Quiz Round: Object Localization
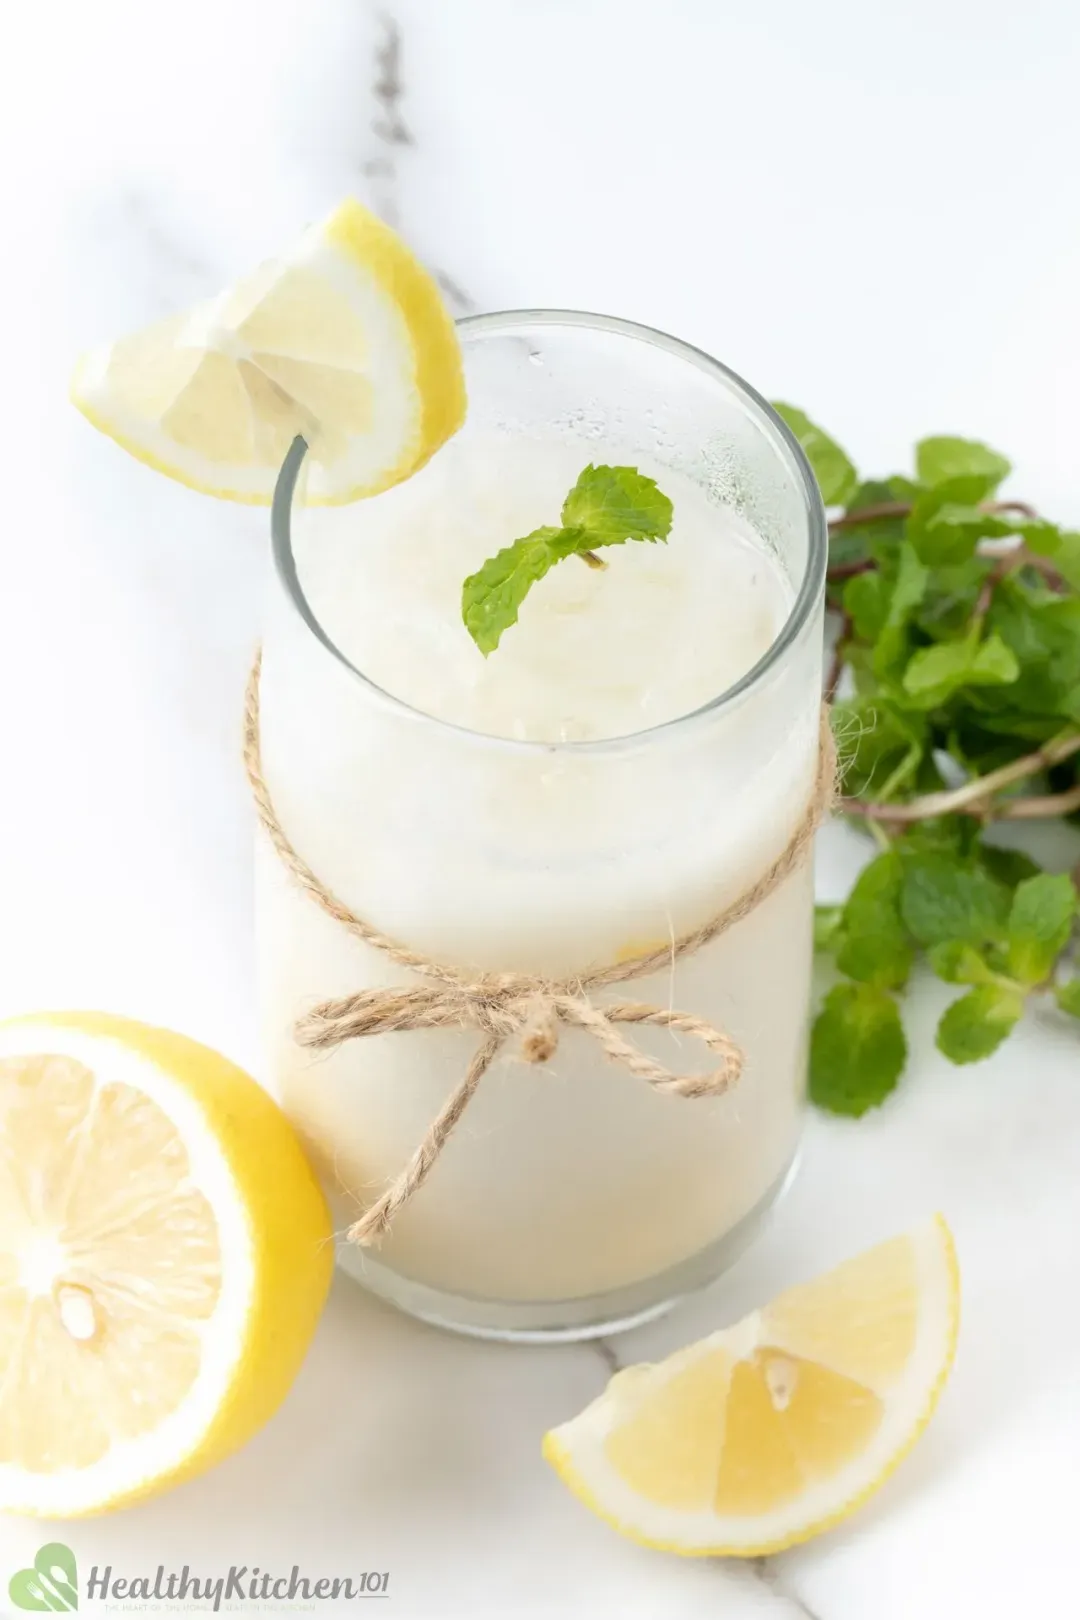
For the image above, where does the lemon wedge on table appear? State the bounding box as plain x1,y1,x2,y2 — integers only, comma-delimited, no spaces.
545,1217,959,1556
0,1012,332,1517
71,197,466,504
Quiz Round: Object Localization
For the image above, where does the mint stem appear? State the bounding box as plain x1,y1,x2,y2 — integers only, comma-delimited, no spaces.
842,731,1080,824
828,496,1039,533
579,550,608,571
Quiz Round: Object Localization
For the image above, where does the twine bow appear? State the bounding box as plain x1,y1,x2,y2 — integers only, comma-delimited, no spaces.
244,654,835,1246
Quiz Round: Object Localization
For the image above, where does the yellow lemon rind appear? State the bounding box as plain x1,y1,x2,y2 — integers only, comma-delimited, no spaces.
70,198,465,508
0,1012,334,1517
543,1215,960,1557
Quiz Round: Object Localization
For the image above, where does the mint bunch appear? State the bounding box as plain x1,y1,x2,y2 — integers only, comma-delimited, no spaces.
778,404,1080,1115
461,464,673,654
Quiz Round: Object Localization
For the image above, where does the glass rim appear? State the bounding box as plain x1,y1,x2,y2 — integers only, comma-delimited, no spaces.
270,307,828,755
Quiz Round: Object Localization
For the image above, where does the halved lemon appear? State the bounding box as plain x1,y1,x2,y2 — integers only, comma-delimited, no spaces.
71,198,465,504
0,1011,333,1516
544,1217,959,1556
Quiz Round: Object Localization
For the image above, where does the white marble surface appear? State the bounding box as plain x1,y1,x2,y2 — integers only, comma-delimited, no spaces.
3,1,1080,1614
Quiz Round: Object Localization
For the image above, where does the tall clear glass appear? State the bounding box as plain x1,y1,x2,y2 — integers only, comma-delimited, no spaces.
255,312,827,1340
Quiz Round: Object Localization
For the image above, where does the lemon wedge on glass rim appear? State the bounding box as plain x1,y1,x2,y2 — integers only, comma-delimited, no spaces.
544,1217,959,1556
71,197,466,504
0,1012,333,1517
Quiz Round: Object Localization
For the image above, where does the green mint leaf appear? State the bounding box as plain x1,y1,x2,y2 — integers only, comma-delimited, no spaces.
1054,979,1080,1019
462,526,585,654
1021,523,1080,592
560,464,673,544
843,570,892,640
462,464,675,653
829,484,907,582
977,845,1043,889
902,633,1019,709
900,852,1011,947
897,817,977,860
814,904,844,952
1005,872,1077,985
985,583,1080,722
936,984,1024,1064
908,492,1014,567
835,851,914,989
772,403,858,507
969,634,1022,683
828,531,875,587
864,525,909,569
927,941,995,985
915,560,997,646
915,436,1011,498
847,479,897,513
872,542,930,678
809,984,907,1116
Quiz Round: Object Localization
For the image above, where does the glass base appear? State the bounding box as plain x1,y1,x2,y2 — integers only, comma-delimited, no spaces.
334,1149,800,1342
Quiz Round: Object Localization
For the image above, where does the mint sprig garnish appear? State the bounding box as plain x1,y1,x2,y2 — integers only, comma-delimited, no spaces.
787,403,1080,1112
461,464,673,654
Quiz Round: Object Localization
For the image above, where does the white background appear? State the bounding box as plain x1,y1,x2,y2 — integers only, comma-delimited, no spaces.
1,2,1079,1615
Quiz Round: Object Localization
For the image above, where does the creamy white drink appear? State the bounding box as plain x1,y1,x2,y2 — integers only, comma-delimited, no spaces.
255,313,825,1336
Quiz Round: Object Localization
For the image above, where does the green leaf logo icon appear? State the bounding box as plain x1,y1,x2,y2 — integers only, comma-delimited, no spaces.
9,1542,78,1610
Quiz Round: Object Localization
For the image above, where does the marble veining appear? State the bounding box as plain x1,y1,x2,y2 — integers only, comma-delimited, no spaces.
363,9,477,315
363,13,413,231
751,1559,828,1620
